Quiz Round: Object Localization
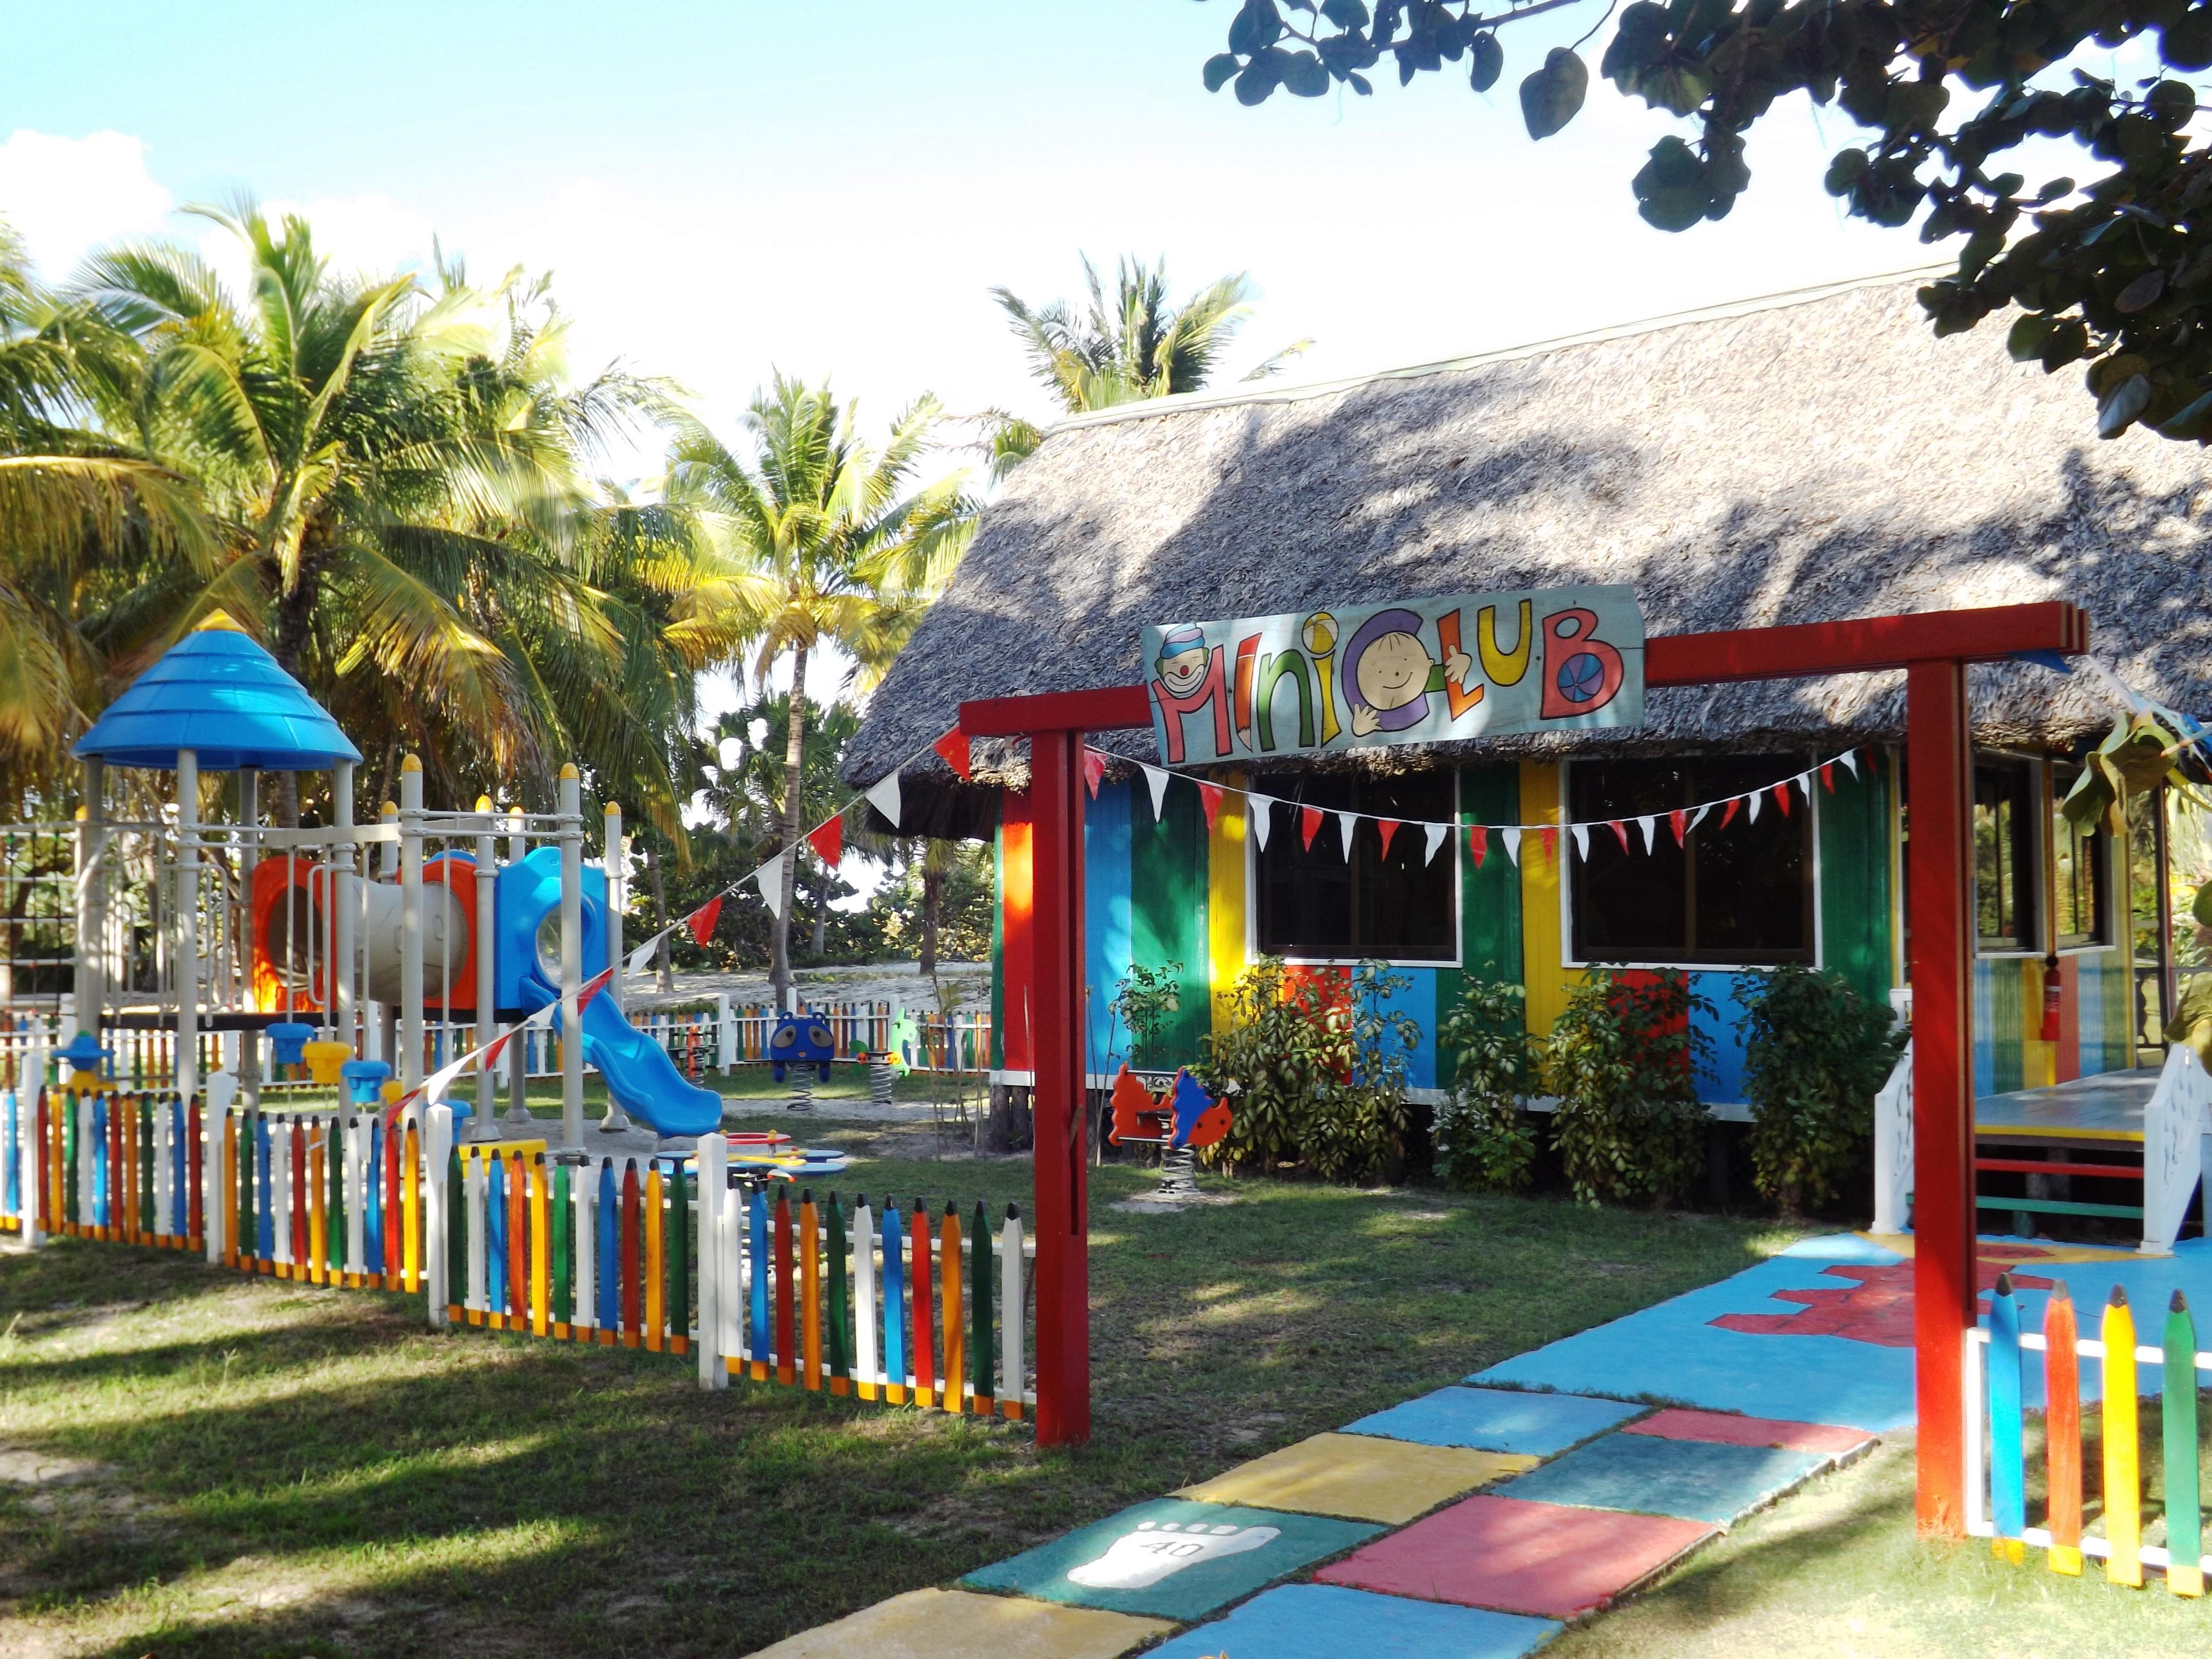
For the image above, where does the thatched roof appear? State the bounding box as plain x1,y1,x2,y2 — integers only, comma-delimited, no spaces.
844,272,2212,810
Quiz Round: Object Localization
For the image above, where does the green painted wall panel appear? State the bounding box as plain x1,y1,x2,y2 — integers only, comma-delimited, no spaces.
1436,764,1523,1091
1817,757,1892,1007
1130,779,1212,1069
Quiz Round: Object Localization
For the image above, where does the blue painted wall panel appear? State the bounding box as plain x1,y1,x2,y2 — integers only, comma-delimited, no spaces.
1690,971,1756,1105
1085,777,1135,1076
1365,966,1439,1092
1972,957,1996,1100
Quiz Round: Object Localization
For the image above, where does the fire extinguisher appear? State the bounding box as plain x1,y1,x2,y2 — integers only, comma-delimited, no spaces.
2041,954,2063,1043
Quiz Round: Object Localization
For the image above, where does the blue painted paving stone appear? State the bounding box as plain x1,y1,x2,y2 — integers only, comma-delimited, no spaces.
960,1498,1382,1622
1495,1431,1831,1526
1351,1385,1644,1457
1147,1583,1562,1659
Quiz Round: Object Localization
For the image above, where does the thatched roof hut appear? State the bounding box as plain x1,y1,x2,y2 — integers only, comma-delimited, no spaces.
844,272,2212,819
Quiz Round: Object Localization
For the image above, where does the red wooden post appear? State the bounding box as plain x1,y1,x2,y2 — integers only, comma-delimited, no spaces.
1907,657,1977,1536
1028,727,1092,1446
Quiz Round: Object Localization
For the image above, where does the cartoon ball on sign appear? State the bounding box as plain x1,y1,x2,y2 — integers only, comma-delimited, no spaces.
770,1013,835,1081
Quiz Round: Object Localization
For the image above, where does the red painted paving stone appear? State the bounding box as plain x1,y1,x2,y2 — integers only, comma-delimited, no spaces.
1315,1493,1716,1620
1621,1408,1874,1458
1708,1257,2055,1346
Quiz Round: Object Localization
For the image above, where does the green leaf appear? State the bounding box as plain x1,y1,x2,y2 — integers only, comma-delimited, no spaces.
1519,47,1588,140
1203,52,1242,93
1235,53,1282,105
2116,270,2167,312
2007,313,2055,361
2099,372,2152,436
1824,148,1869,196
1280,47,1330,97
1633,137,1712,231
1228,0,1285,58
1320,0,1370,25
1469,31,1503,93
2163,10,2212,71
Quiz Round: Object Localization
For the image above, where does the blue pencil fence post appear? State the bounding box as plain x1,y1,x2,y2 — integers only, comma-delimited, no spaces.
169,1095,188,1238
255,1112,275,1266
748,1180,770,1380
595,1158,619,1344
486,1151,509,1326
2,1086,16,1227
881,1196,906,1405
1989,1272,2026,1557
91,1093,109,1234
364,1118,385,1286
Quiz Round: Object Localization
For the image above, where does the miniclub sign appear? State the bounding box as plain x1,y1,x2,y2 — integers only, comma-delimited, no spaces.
1141,585,1645,767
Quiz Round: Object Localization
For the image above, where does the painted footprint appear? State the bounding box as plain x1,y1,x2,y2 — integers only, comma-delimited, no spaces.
1065,1520,1281,1590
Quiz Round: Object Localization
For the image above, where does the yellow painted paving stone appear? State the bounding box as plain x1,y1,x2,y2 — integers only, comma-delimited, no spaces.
746,1588,1173,1659
1176,1431,1538,1524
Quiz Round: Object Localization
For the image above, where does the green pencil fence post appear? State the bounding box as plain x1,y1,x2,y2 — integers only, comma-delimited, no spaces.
669,1161,691,1356
328,1119,345,1277
553,1160,573,1337
235,1109,252,1265
827,1192,851,1392
2165,1291,2203,1598
970,1199,992,1412
62,1098,75,1229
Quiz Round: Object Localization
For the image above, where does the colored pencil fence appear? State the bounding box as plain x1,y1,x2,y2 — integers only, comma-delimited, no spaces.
3,1082,1035,1417
1969,1273,2210,1596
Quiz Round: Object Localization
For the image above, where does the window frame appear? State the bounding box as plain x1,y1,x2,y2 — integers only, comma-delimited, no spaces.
1558,754,1823,973
2050,759,2112,953
1245,769,1463,970
1972,752,2044,958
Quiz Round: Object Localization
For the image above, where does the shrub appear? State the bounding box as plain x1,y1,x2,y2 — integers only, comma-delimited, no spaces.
1109,960,1183,1068
1194,957,1347,1172
1548,969,1711,1207
1433,973,1541,1191
1741,965,1906,1215
1305,961,1421,1185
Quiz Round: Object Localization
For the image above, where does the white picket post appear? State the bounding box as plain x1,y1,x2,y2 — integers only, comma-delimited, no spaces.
1000,1208,1024,1414
425,1104,453,1328
696,1134,726,1388
853,1198,878,1398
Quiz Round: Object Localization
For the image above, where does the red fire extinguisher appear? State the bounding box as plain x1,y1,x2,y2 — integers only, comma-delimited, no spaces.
2041,955,2063,1043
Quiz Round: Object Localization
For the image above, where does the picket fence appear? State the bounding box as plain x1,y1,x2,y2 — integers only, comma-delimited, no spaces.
1968,1272,2209,1595
0,1085,1035,1417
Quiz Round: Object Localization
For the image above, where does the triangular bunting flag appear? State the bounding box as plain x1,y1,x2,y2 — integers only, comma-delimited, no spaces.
1570,823,1590,861
1607,820,1631,854
1840,749,1860,778
932,728,972,780
1143,764,1170,820
1377,819,1401,860
1819,761,1835,794
1423,822,1447,865
1248,795,1273,852
1337,811,1358,861
864,771,902,830
1747,790,1763,825
1669,808,1687,847
481,1029,512,1073
1719,798,1740,830
1197,782,1225,832
1538,825,1558,863
1468,824,1487,868
578,965,616,1012
1501,827,1522,866
807,814,844,867
1637,815,1655,854
1301,806,1323,850
1772,782,1791,819
687,894,723,945
628,937,659,977
756,852,786,920
1688,804,1711,834
1081,746,1107,799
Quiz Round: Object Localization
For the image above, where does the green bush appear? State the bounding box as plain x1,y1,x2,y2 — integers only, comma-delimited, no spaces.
1305,961,1421,1185
1109,960,1183,1069
1741,965,1906,1215
1433,973,1540,1191
1548,969,1711,1207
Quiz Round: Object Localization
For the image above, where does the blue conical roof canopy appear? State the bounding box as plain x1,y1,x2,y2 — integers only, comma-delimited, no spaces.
73,614,364,772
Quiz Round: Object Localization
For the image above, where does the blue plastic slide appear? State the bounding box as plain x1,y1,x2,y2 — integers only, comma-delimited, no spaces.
578,992,725,1140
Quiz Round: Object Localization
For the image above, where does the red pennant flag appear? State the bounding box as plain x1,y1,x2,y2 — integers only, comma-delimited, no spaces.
1720,797,1741,830
482,1030,511,1071
1773,781,1792,818
577,965,616,1012
1469,824,1488,869
1538,825,1557,863
687,894,724,946
1820,761,1835,793
1669,808,1687,847
807,815,844,867
932,728,972,780
1376,819,1401,860
1300,806,1324,850
1608,819,1631,853
1081,746,1107,799
1197,782,1224,832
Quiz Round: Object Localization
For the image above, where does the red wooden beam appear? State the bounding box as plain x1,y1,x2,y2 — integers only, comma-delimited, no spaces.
960,685,1152,738
1646,603,2088,687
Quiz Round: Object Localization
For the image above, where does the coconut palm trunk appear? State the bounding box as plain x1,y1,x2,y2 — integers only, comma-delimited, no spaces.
772,641,808,1010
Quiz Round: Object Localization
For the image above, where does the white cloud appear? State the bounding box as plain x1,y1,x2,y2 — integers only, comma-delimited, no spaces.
0,130,172,280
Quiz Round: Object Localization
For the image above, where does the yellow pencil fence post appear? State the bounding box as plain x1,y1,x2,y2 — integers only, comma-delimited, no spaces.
2103,1289,2142,1588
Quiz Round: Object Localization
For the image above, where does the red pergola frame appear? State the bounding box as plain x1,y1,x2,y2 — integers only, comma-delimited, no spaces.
962,600,2091,1536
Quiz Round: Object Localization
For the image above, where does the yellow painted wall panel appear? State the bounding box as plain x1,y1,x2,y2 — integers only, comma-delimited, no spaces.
1208,771,1248,1033
1518,761,1581,1036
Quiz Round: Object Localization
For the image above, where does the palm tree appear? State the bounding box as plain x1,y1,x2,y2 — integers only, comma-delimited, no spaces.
982,254,1310,475
665,376,971,1008
77,202,689,818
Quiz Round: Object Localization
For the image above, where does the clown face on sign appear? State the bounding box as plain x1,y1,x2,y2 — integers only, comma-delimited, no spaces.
1154,624,1211,698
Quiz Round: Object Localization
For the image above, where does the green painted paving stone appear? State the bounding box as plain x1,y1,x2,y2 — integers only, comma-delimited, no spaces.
1351,1385,1644,1456
1495,1430,1830,1526
961,1498,1381,1622
1147,1583,1560,1658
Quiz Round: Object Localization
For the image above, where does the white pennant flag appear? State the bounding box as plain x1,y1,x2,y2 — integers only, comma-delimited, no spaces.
1569,822,1590,861
1795,772,1812,800
421,1050,473,1107
1501,827,1522,866
1840,749,1859,778
865,771,902,831
1637,815,1655,853
1143,764,1170,821
628,936,659,978
1249,794,1273,852
1688,804,1711,835
1338,811,1358,861
1748,790,1764,825
756,852,786,920
1423,822,1448,865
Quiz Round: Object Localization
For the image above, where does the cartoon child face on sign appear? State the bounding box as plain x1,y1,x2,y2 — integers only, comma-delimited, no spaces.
1154,624,1210,698
1342,608,1473,737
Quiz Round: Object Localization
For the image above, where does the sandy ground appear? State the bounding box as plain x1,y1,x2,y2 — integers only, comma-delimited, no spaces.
627,961,990,1012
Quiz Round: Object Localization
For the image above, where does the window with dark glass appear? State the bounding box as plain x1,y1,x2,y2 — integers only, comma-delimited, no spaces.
1566,756,1813,966
1253,769,1456,962
2051,762,2109,949
1974,756,2038,952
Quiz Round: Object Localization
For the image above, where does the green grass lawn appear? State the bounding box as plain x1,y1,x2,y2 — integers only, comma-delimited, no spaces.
0,1113,1798,1657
